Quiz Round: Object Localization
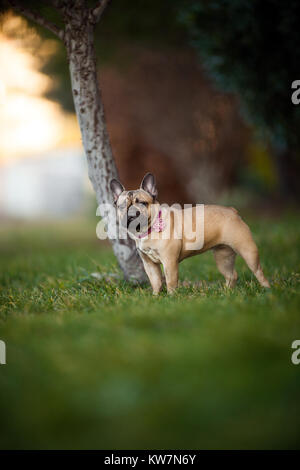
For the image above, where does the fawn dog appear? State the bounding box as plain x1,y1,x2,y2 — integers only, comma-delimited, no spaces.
110,173,270,294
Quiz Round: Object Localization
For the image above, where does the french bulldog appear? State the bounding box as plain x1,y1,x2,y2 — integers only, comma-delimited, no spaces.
110,173,270,294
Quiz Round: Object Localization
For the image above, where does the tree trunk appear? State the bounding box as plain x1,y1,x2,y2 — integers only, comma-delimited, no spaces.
64,12,147,283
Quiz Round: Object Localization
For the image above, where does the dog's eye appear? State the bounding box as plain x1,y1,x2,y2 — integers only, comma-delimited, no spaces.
140,201,148,206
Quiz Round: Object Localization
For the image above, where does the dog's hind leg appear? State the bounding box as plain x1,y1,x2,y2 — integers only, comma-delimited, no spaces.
228,219,270,288
213,245,238,287
236,244,270,288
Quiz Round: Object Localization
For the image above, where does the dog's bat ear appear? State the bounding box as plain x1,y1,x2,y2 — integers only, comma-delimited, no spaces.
110,178,125,203
140,173,158,199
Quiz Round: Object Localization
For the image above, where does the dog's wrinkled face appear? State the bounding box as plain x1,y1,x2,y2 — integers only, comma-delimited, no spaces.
110,173,158,236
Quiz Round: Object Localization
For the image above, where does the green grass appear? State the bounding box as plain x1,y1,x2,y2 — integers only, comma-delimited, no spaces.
0,213,300,449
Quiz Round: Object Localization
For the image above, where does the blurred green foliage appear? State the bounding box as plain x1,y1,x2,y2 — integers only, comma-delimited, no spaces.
180,0,300,151
246,141,278,193
0,213,300,449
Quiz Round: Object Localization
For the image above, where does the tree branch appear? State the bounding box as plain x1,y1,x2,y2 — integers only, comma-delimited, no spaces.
7,0,64,40
90,0,111,24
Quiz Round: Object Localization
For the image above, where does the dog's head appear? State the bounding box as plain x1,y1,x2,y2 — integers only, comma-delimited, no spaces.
110,173,158,236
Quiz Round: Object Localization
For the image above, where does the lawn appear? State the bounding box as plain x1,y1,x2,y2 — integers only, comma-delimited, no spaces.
0,212,299,449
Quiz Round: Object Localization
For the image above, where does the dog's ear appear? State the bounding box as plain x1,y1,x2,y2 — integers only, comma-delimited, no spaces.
140,173,158,199
110,178,125,203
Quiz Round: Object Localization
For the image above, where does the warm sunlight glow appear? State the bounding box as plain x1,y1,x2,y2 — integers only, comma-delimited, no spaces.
0,94,62,155
0,14,80,162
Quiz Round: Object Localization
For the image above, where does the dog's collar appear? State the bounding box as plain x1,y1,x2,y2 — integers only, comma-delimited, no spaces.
137,209,165,239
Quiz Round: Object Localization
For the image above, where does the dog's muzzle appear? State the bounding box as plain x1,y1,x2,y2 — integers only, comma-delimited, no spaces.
126,206,148,232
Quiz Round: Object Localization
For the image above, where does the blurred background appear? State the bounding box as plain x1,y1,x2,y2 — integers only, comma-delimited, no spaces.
1,1,300,450
1,0,299,221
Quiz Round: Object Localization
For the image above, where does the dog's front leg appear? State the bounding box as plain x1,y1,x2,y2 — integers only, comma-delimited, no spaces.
139,251,163,295
162,259,179,294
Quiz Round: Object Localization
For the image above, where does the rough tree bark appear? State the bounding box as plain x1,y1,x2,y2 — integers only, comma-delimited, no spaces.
8,0,147,283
